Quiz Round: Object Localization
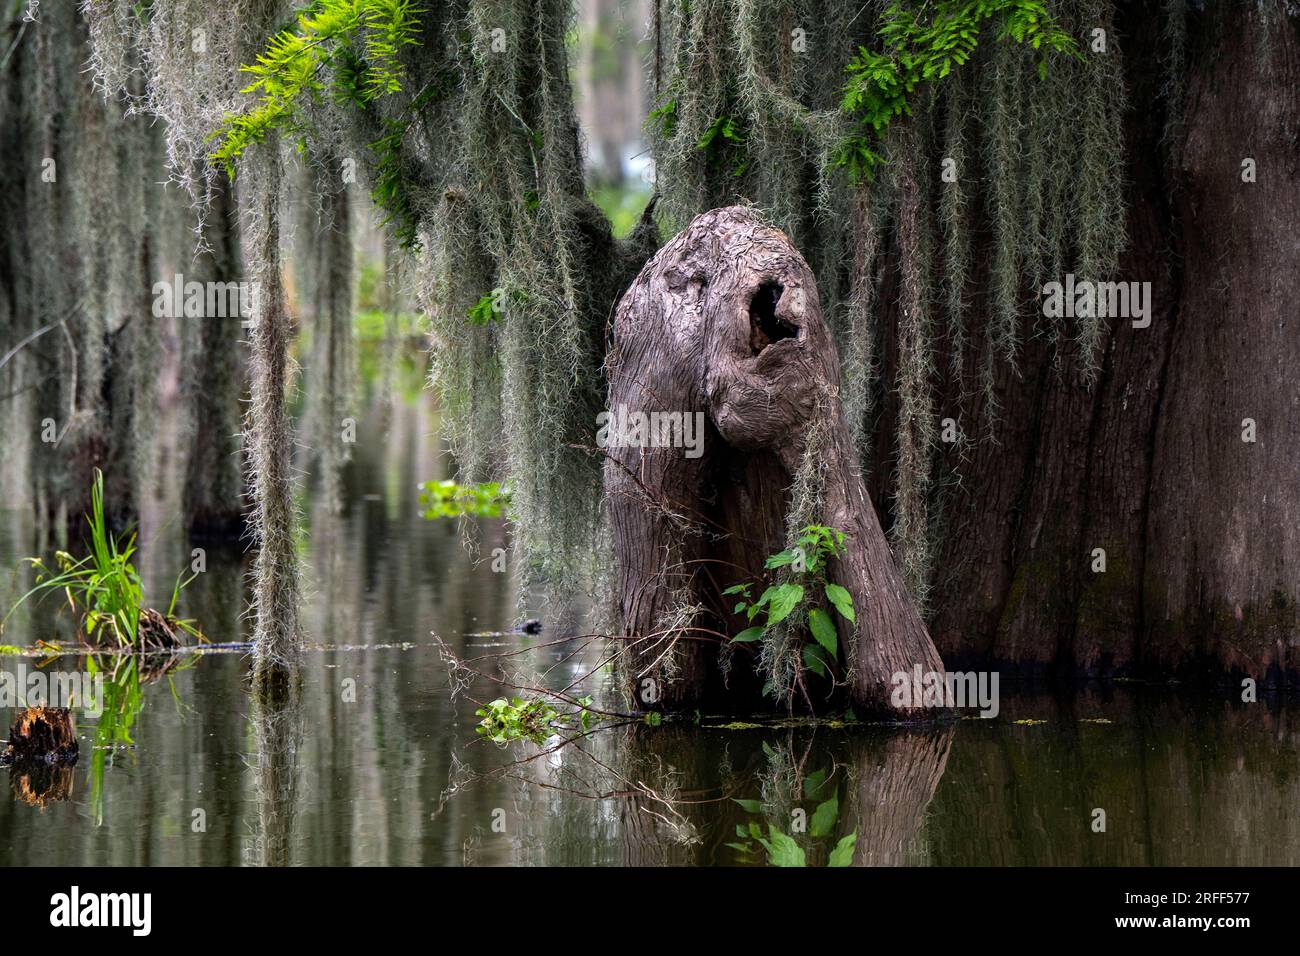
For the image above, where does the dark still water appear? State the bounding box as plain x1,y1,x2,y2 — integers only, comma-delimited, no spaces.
1,395,1298,866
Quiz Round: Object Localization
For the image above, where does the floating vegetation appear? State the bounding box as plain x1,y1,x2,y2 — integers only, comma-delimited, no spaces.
475,694,600,746
418,480,510,519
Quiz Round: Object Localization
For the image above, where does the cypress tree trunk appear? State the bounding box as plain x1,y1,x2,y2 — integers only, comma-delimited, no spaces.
913,3,1300,687
607,206,943,714
1143,5,1299,681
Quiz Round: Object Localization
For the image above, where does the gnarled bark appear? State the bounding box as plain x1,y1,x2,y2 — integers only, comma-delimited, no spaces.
606,206,943,715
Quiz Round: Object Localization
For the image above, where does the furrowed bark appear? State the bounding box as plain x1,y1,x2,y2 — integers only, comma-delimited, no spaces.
606,206,943,715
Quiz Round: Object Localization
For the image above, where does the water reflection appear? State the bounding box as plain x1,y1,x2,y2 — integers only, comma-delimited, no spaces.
248,681,304,867
1,390,1298,867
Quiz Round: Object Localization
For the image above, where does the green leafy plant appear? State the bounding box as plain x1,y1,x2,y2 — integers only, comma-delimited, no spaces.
210,0,426,247
696,114,749,178
474,694,600,746
647,97,678,138
1,471,202,649
724,525,855,683
837,0,1081,182
466,286,533,326
418,480,509,519
466,291,502,327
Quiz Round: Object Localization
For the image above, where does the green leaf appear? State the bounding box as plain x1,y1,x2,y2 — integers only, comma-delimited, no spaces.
732,627,765,643
808,607,838,656
825,583,855,623
722,583,750,596
732,798,764,813
766,583,804,626
763,549,798,570
828,831,858,867
810,795,839,837
765,828,807,867
802,643,827,677
467,290,500,325
802,768,830,800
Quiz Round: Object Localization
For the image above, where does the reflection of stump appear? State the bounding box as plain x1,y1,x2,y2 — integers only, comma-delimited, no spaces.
11,763,77,808
606,206,943,714
845,727,953,865
2,706,79,764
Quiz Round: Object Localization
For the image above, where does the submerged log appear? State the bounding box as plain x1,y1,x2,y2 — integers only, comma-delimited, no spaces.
605,206,944,716
2,706,80,764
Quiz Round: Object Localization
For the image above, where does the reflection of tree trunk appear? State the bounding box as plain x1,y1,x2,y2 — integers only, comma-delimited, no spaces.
183,171,246,537
844,726,953,866
607,207,942,714
611,725,702,866
922,692,1300,866
250,681,303,867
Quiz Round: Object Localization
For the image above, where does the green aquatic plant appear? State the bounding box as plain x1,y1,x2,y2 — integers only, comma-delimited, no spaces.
474,694,600,745
418,480,510,519
1,471,201,649
725,525,855,690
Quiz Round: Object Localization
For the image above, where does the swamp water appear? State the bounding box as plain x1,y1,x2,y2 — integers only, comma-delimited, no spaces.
1,395,1298,867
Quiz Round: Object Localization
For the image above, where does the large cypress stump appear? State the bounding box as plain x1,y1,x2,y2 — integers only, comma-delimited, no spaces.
605,206,943,715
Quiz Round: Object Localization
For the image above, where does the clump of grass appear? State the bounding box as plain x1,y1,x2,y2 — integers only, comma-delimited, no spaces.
1,470,202,650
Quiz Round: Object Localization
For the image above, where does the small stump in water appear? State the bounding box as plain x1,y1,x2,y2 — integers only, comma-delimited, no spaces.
2,706,79,765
